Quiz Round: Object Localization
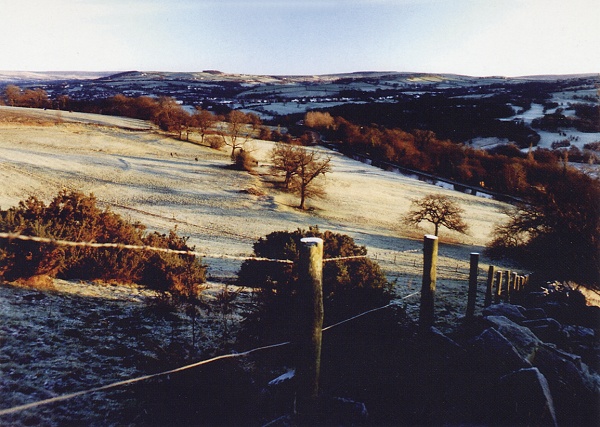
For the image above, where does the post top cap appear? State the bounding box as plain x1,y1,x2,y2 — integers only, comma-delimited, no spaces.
300,237,324,245
424,234,438,240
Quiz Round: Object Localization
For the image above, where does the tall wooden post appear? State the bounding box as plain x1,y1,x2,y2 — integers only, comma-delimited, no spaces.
466,253,479,320
295,237,324,422
484,265,495,307
420,235,438,330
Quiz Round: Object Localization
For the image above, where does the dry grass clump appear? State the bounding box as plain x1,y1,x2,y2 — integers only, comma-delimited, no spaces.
0,110,58,126
242,187,267,197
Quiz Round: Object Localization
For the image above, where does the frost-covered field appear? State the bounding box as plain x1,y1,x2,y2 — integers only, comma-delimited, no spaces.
0,106,520,424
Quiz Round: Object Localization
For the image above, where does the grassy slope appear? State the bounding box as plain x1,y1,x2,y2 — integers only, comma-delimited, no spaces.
0,106,521,424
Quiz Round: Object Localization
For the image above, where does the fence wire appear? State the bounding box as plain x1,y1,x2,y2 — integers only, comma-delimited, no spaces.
0,231,435,417
0,291,420,417
0,232,293,264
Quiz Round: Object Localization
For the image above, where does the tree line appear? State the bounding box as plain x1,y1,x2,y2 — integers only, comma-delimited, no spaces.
303,111,597,197
303,112,599,287
2,88,597,286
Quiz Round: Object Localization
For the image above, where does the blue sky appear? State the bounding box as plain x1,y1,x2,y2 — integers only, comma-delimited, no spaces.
1,0,598,76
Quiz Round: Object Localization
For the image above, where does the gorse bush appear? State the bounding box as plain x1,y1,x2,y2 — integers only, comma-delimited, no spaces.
238,226,391,342
0,190,206,296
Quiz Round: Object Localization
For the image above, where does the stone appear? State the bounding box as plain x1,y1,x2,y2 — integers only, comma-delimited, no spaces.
524,291,549,307
562,325,595,342
482,304,526,323
484,315,542,362
533,344,598,426
496,367,557,427
471,327,531,375
522,318,563,342
524,307,548,320
429,326,464,354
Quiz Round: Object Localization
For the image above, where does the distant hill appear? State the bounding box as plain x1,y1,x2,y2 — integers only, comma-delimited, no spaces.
0,71,115,83
1,70,597,152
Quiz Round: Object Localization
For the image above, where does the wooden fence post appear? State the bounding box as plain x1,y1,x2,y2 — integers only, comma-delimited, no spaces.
419,235,438,330
495,270,503,303
510,272,518,303
295,237,324,422
504,270,511,302
466,253,479,320
484,265,495,307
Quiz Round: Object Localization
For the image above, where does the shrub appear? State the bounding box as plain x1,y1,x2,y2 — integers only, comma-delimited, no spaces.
233,149,257,171
238,226,391,342
0,190,206,296
206,135,225,149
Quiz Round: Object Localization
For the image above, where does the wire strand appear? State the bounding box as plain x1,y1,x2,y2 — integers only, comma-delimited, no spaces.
0,341,290,417
0,232,293,264
0,292,421,417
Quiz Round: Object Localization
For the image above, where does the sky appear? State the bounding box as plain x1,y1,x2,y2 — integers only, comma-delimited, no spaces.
1,0,598,77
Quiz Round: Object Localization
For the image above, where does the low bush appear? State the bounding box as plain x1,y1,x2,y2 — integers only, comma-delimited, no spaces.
206,135,225,149
238,226,391,342
233,149,258,171
0,190,206,296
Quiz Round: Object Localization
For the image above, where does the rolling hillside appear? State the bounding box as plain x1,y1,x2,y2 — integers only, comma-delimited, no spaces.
0,106,525,426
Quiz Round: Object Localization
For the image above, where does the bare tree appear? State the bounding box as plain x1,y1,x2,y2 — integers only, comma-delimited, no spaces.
291,148,332,210
191,107,216,144
403,194,468,236
220,110,252,160
153,97,190,140
270,142,303,189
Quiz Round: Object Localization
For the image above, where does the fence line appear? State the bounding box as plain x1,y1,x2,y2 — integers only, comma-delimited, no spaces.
1,231,528,419
0,292,420,417
0,233,372,265
322,291,420,332
0,232,293,264
323,255,367,263
0,341,291,417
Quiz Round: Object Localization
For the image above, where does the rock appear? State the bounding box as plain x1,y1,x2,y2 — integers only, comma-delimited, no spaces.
521,318,562,330
471,327,531,375
539,301,564,319
496,367,558,427
482,303,526,323
265,369,296,417
268,369,295,387
524,291,549,307
522,318,563,342
524,307,548,320
485,315,542,362
429,326,465,356
562,325,595,342
533,344,599,426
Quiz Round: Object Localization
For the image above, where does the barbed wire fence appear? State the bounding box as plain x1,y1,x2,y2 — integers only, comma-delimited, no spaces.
0,231,528,420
